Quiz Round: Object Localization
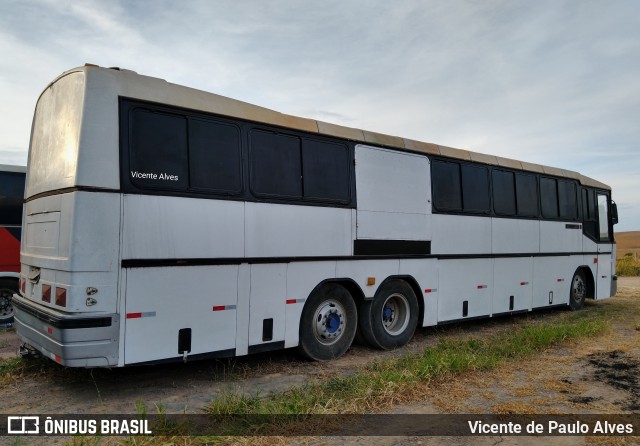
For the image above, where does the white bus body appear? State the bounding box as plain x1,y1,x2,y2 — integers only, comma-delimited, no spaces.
14,66,617,367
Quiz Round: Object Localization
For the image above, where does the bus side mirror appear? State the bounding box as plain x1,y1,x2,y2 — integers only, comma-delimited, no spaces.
611,201,619,225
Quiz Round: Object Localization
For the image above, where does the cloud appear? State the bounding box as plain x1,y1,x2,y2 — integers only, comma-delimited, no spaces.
1,0,638,229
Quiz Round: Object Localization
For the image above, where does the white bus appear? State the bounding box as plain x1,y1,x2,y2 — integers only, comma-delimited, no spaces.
14,65,618,367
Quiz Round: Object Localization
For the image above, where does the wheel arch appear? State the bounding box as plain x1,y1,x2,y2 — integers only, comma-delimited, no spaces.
307,278,366,305
578,266,596,299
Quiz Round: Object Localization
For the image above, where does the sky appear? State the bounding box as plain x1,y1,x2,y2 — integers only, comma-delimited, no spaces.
1,0,638,231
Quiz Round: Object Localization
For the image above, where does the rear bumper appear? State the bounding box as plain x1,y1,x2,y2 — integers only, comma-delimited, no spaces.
12,294,119,367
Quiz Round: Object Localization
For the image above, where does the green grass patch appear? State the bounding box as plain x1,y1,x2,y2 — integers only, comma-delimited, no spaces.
0,356,22,375
204,309,610,420
617,254,640,276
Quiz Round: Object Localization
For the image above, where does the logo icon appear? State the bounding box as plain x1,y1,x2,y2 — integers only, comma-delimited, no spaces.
7,416,40,434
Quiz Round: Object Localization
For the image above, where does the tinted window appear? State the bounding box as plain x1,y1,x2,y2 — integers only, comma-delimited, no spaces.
432,161,462,211
540,178,558,218
492,170,516,216
302,139,350,202
558,180,577,220
582,187,597,239
597,194,610,241
515,173,538,217
581,188,590,219
461,164,490,213
130,109,188,189
250,130,302,198
0,171,25,225
587,188,596,219
188,119,242,194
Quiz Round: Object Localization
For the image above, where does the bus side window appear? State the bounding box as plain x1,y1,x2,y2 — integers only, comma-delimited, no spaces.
515,172,538,217
540,178,558,219
432,160,462,211
492,170,516,216
461,164,490,214
558,180,578,220
130,109,188,190
188,118,242,195
597,193,610,242
582,187,598,239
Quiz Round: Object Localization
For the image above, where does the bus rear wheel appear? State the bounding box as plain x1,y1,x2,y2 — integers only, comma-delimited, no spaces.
359,279,419,350
298,283,357,361
0,278,17,324
569,269,587,311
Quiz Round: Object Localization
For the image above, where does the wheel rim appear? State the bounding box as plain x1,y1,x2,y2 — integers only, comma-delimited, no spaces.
380,293,410,336
313,299,347,346
572,274,586,303
0,288,14,319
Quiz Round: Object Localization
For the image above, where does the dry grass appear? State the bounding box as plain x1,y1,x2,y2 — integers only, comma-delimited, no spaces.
616,254,640,276
615,231,640,259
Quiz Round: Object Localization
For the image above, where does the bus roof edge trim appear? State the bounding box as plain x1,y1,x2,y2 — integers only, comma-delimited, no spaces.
58,65,610,191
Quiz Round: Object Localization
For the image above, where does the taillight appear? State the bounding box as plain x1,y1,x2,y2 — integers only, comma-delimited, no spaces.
55,287,67,307
42,284,52,303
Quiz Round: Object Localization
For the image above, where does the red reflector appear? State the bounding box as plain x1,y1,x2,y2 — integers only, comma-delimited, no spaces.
425,289,432,293
286,299,297,305
126,312,142,319
520,282,528,286
477,285,487,289
212,306,226,311
594,258,598,264
55,355,61,363
42,284,52,303
47,327,53,334
55,287,67,307
557,278,564,282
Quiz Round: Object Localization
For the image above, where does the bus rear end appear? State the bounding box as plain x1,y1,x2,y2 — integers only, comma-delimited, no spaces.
14,68,122,367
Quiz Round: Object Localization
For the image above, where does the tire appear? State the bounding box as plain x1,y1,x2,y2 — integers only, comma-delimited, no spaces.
298,283,357,361
569,269,587,311
359,279,419,350
0,278,18,324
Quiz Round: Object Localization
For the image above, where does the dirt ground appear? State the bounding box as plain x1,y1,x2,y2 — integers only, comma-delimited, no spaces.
0,278,638,445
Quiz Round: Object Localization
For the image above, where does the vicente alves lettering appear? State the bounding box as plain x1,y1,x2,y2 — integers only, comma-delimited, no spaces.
131,171,179,181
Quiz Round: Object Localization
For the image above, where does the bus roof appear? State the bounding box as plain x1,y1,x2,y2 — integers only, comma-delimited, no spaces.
49,65,610,190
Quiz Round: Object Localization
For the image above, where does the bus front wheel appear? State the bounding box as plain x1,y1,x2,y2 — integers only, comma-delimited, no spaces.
0,278,17,324
298,283,357,361
569,269,587,311
359,279,419,350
